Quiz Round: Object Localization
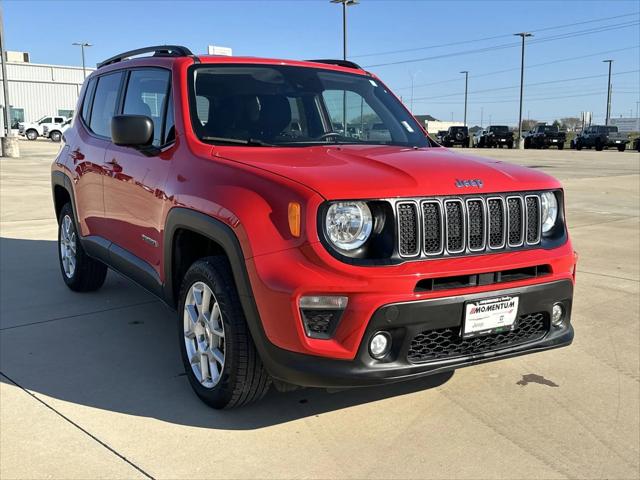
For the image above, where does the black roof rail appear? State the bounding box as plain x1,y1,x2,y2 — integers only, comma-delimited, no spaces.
306,59,363,70
97,45,195,69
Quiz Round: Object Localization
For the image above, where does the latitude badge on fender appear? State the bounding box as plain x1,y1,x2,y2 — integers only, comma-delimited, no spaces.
455,178,484,188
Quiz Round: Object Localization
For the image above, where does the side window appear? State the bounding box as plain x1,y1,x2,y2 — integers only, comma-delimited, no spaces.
40,117,52,124
89,72,123,137
81,78,97,125
54,117,64,124
322,90,386,142
122,68,171,146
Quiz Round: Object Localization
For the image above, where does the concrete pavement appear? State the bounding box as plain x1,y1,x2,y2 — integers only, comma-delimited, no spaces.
1,140,638,479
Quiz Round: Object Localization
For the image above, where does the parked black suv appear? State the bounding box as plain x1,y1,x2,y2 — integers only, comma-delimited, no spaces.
524,124,566,150
575,125,629,152
477,125,514,149
441,126,469,148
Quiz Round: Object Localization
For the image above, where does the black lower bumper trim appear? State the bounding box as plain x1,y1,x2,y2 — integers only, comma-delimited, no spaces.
259,280,574,388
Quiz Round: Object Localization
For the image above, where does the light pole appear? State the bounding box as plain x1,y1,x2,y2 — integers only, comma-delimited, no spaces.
330,0,358,61
0,4,19,157
603,59,613,125
72,42,92,79
515,32,532,149
460,70,468,126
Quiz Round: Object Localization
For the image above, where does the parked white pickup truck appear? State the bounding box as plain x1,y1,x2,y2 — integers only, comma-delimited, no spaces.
18,115,68,140
43,118,73,142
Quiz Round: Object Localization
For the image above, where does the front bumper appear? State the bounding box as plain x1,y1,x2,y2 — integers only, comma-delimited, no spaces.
257,280,573,388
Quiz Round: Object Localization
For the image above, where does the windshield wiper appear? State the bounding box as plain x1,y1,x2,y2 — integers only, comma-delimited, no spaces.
201,136,273,147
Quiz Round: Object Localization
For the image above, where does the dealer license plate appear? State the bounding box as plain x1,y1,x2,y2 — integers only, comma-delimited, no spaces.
462,296,519,338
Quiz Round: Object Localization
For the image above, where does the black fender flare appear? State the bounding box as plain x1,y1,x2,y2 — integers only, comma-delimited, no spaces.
163,207,284,375
51,170,78,223
162,208,255,307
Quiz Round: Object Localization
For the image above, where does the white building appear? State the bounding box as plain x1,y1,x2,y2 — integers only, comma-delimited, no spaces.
610,117,640,133
424,120,465,135
0,51,92,135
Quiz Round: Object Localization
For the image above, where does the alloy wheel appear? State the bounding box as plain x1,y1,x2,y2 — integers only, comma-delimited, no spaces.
183,281,226,388
60,215,77,278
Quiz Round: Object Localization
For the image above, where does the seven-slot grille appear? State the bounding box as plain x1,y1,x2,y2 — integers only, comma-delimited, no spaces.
397,193,543,258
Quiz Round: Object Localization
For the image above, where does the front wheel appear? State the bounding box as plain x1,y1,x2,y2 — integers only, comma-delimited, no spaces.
26,129,38,141
178,257,271,409
58,203,107,291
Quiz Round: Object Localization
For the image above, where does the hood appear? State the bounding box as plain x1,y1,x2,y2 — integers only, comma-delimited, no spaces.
215,145,561,199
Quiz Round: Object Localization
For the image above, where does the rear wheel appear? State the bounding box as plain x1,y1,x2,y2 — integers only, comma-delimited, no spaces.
26,129,38,141
618,145,626,152
50,131,62,142
58,203,107,292
178,257,271,409
557,143,564,150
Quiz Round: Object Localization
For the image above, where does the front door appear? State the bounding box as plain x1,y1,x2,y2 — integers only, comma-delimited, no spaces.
70,71,123,239
103,68,174,274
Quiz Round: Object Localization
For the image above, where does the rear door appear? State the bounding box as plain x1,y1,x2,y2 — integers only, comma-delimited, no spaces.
68,71,124,238
103,67,174,274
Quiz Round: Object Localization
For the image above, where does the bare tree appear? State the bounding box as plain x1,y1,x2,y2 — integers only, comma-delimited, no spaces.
521,119,539,132
559,117,581,132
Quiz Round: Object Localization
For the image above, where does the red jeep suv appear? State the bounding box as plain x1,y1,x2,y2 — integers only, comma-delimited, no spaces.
51,46,576,408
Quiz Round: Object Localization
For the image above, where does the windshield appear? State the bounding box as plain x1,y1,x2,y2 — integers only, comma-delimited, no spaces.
189,64,429,148
489,126,509,133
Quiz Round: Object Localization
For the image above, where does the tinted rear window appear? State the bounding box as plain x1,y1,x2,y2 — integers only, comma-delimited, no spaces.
81,78,97,125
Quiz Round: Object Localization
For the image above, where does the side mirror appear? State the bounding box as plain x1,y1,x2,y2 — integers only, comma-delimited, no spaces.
111,115,155,152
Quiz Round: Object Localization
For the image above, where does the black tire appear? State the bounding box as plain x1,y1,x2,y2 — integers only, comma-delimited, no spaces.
595,140,604,151
58,203,107,292
26,129,38,141
557,143,564,150
576,141,582,151
617,145,626,152
178,256,271,409
523,138,530,149
507,142,513,149
50,131,62,142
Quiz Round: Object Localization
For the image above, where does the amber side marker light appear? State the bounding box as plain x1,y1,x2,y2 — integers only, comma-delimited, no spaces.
288,202,301,237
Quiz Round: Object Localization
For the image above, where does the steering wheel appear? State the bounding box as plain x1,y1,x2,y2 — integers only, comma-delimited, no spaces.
316,132,342,141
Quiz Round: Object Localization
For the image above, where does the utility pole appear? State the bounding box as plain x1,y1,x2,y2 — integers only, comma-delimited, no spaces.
0,4,19,157
331,0,358,134
460,70,468,126
409,70,421,113
331,0,358,61
72,42,92,79
515,32,532,149
603,59,613,125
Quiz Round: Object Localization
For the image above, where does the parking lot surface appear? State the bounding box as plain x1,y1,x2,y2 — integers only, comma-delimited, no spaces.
1,140,639,479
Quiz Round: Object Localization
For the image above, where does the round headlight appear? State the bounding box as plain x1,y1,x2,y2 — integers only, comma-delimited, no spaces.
325,201,373,251
541,192,558,233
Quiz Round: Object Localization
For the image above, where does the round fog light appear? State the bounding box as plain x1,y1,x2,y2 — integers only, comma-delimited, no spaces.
370,332,391,359
551,303,565,327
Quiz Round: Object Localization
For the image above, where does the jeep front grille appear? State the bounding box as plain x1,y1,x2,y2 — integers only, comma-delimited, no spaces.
396,192,544,259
